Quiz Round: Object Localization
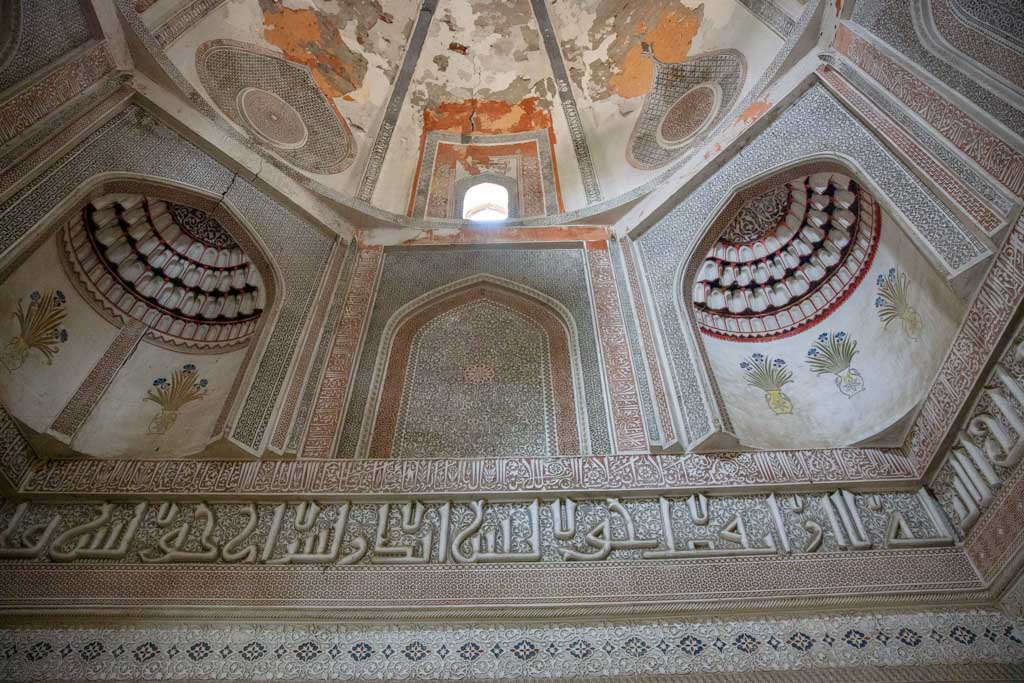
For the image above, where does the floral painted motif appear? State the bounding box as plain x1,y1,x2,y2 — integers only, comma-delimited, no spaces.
875,267,923,340
144,364,208,435
806,331,864,398
739,354,794,415
1,290,69,371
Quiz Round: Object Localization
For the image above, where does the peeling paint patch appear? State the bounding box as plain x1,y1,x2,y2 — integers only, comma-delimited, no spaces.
739,98,772,124
423,97,553,135
609,7,704,99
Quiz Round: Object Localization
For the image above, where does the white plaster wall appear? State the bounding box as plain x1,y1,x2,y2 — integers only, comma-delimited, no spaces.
701,208,964,449
0,235,119,433
72,341,247,458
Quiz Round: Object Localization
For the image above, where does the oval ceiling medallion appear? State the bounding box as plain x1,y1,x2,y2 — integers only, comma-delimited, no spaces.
657,82,722,149
196,39,355,175
237,87,309,150
627,49,746,171
691,172,881,342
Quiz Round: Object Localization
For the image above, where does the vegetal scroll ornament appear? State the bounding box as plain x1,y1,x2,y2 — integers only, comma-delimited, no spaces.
1,290,69,371
144,364,208,435
806,331,864,398
740,353,794,415
875,267,923,340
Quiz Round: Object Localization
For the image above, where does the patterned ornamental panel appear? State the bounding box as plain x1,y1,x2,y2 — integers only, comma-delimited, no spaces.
195,40,356,175
368,285,582,459
627,49,747,171
2,612,1022,681
0,0,94,92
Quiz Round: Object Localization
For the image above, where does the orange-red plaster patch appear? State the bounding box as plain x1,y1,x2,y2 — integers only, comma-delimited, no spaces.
739,99,772,124
423,97,554,135
609,8,702,99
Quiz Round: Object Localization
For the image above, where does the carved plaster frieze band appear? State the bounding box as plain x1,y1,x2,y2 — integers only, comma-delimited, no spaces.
0,488,957,567
16,448,915,498
818,64,1007,237
834,24,1024,198
906,215,1024,475
301,247,383,459
0,42,113,150
2,612,1021,681
48,321,147,441
586,243,648,453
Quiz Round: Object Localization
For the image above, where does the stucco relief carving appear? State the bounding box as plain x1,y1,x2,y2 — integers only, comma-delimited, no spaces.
932,329,1024,534
0,488,954,566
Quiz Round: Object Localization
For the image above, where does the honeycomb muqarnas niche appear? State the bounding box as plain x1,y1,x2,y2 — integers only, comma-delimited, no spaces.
689,166,966,450
0,186,273,460
3,0,1024,680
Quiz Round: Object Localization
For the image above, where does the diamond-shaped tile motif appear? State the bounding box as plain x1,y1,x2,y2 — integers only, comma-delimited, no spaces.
458,642,481,661
437,644,450,659
489,643,503,659
511,639,538,661
898,628,922,647
875,630,890,646
349,642,373,662
112,645,125,659
60,644,72,659
679,635,705,656
26,642,52,662
712,638,726,653
602,641,615,655
568,640,592,660
822,633,835,647
240,641,266,662
382,644,395,659
767,636,781,651
950,626,976,646
219,645,232,658
657,639,671,654
273,644,287,659
545,643,558,657
787,632,814,652
735,634,758,654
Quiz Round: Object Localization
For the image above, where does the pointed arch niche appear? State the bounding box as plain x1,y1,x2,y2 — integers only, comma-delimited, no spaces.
678,160,966,450
0,176,280,460
359,276,588,459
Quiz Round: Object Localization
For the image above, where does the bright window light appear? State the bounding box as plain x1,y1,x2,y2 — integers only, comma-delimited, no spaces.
462,182,509,221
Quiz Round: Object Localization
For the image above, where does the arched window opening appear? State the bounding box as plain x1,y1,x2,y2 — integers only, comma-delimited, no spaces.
462,182,509,221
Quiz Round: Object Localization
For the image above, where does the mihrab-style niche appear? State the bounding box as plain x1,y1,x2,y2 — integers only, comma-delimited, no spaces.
691,172,880,341
63,193,265,352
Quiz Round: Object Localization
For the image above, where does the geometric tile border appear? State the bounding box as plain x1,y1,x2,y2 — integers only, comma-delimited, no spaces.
2,611,1021,681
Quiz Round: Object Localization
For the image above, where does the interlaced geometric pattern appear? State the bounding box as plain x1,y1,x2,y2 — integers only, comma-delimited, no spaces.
627,49,746,170
195,40,355,175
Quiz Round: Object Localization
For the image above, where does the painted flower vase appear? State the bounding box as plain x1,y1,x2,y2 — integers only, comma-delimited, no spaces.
835,367,865,398
900,308,924,341
0,335,29,371
764,389,793,415
148,409,178,435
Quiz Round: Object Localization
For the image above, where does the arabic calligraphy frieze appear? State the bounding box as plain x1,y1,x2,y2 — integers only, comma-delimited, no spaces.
0,489,954,565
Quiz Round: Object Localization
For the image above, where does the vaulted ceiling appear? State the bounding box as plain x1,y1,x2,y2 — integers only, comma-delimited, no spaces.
150,0,805,221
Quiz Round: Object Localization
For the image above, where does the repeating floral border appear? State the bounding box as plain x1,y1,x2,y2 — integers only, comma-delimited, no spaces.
2,610,1021,681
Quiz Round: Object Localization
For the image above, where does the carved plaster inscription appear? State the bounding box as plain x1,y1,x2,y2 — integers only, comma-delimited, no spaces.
0,489,954,565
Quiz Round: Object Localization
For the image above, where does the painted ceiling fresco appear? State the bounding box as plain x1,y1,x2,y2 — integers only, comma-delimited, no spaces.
166,0,790,216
